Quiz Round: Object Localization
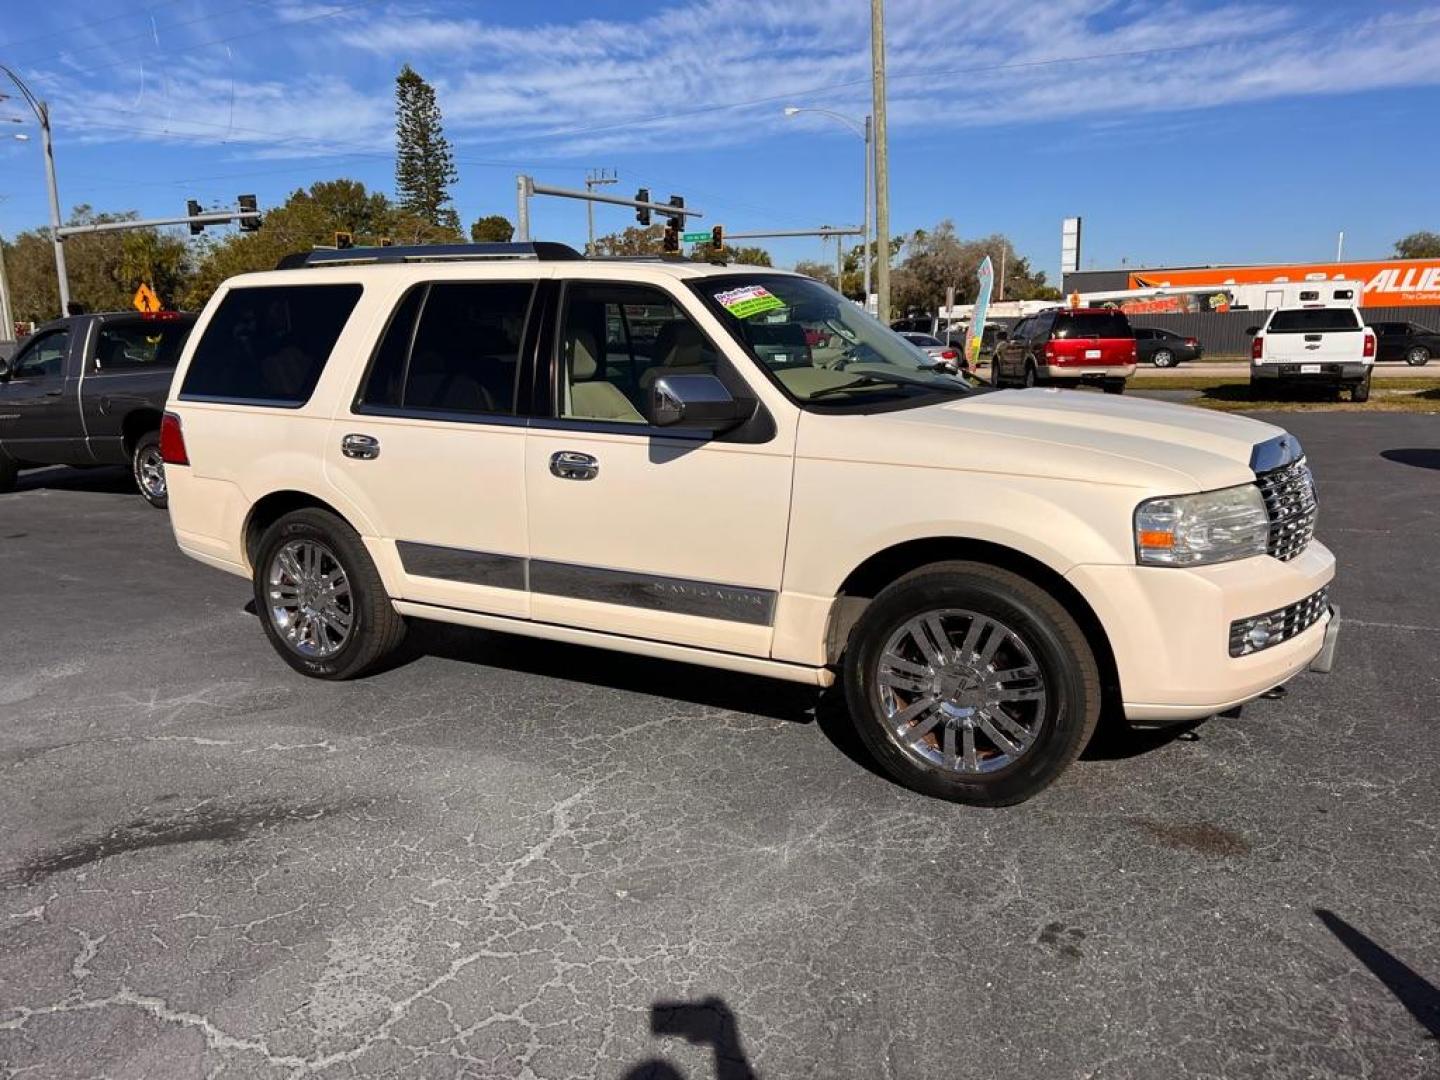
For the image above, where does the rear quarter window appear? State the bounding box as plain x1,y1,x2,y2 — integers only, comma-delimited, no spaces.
180,284,363,406
1268,309,1362,333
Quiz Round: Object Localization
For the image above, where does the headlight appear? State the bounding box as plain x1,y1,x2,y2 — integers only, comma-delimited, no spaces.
1134,485,1270,566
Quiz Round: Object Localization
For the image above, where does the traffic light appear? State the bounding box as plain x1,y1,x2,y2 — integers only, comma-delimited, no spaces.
662,220,680,254
667,194,685,218
237,194,260,232
187,199,204,235
335,231,354,250
635,188,651,226
711,225,724,251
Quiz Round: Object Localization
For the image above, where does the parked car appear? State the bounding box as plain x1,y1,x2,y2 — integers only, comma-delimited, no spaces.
1367,320,1438,366
162,243,1336,806
899,332,964,371
1249,307,1374,401
889,315,934,336
992,308,1137,393
0,310,197,506
1134,327,1203,367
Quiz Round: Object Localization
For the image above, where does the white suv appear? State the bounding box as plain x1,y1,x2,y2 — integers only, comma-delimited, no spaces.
161,242,1339,805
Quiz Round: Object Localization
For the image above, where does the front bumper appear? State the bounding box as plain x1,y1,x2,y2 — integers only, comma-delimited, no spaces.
1251,362,1370,382
1067,541,1337,723
1041,363,1136,381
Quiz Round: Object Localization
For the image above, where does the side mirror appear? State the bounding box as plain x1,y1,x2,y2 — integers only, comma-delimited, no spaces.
647,374,747,432
1245,326,1260,337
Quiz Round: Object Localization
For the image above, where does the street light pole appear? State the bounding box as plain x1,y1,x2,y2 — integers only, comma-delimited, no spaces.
782,106,872,307
1,66,69,314
870,0,891,323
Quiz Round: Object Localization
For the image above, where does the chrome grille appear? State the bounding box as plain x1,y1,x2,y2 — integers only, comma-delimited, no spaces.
1229,586,1331,657
1255,458,1317,561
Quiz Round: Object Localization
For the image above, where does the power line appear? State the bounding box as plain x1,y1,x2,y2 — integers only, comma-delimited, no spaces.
0,0,216,52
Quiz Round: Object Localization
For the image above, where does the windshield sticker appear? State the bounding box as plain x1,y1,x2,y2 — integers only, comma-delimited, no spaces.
714,285,785,320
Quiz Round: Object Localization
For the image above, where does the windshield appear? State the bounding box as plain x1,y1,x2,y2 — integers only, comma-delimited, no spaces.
691,274,976,405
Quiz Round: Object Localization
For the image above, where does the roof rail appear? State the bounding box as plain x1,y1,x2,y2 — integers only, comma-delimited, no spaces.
274,241,584,270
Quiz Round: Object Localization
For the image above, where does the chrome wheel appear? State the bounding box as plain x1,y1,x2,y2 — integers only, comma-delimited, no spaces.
876,609,1047,774
1407,346,1430,366
267,540,354,658
135,444,166,501
1153,349,1175,368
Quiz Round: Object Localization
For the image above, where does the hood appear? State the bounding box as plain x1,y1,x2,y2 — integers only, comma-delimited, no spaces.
803,387,1285,493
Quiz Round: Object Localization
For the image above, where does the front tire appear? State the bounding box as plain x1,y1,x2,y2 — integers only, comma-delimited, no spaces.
842,561,1102,806
1407,346,1431,367
253,508,406,680
131,431,168,509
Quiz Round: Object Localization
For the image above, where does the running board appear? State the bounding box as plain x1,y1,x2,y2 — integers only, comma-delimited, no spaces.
391,600,835,688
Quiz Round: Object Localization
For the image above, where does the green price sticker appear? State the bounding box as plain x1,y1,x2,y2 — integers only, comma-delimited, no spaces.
714,285,785,320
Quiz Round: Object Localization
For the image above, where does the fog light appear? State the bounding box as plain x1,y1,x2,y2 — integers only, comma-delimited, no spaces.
1230,612,1286,657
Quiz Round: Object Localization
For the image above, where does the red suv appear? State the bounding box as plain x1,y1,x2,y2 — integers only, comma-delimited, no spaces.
993,308,1137,394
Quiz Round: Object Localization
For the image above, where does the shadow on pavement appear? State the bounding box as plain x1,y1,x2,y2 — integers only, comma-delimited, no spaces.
1315,908,1440,1040
621,997,759,1080
1381,448,1440,471
13,464,135,496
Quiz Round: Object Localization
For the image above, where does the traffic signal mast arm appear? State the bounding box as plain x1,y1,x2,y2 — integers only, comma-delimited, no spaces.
56,203,262,238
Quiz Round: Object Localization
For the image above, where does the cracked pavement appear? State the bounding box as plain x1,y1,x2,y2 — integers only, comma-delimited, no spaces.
2,413,1438,1079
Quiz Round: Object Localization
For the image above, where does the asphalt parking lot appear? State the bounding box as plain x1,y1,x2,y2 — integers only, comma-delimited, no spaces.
2,413,1438,1079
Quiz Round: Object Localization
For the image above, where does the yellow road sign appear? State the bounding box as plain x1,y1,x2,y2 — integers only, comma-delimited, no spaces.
133,283,162,313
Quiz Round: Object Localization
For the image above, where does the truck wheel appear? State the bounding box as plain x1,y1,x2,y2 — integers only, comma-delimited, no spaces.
1152,349,1175,368
0,453,16,494
131,431,168,509
1350,374,1372,403
1102,379,1126,395
1023,361,1038,388
842,561,1102,806
253,508,407,681
1407,347,1431,367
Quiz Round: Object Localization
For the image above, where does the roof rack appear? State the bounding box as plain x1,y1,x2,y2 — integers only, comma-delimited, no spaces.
275,241,584,270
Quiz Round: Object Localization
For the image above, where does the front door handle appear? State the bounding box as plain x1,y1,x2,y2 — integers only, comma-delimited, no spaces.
341,433,381,460
549,450,599,481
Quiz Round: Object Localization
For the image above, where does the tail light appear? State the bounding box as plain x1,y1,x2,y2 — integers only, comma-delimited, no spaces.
1252,334,1264,361
1185,337,1198,347
159,411,189,466
940,349,958,360
1363,332,1376,358
1130,343,1138,361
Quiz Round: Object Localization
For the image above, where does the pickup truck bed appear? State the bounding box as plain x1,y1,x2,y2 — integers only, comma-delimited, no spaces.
0,311,197,506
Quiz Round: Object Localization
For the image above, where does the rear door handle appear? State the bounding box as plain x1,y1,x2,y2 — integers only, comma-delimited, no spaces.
550,450,599,481
341,433,380,460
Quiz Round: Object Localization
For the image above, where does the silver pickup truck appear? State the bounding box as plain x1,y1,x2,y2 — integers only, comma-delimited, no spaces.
1249,306,1375,402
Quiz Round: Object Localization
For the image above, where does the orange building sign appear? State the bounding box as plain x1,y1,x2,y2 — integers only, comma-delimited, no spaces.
1131,259,1440,307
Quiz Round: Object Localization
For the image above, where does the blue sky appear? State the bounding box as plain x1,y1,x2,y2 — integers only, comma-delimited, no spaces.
2,0,1439,281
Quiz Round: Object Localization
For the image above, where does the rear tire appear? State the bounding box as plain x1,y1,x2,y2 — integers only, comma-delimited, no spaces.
1407,346,1431,367
0,453,16,494
131,430,168,509
1350,374,1372,403
253,508,407,680
1023,361,1038,388
1152,349,1175,368
1102,379,1126,395
842,561,1102,806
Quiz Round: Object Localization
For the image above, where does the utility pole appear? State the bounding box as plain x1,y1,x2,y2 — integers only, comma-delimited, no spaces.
1336,231,1345,262
998,246,1007,303
0,236,13,343
2,66,69,314
870,0,891,323
584,169,617,255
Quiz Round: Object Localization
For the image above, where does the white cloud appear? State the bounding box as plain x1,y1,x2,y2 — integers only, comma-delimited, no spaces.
34,0,1440,162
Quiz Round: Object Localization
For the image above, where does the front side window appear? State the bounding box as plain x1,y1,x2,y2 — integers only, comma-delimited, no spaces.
10,330,69,379
691,274,975,408
559,283,719,424
181,284,362,406
358,282,533,417
95,320,193,372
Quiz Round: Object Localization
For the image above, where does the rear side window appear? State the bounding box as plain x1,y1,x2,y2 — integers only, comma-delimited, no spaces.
180,284,362,406
1050,312,1132,339
1268,309,1362,333
356,282,534,417
95,319,193,372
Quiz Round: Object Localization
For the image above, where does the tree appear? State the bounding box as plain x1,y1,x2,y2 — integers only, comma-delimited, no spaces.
394,64,460,233
686,243,771,265
592,225,666,256
1394,231,1440,259
887,221,1057,316
793,260,837,289
2,205,190,322
471,215,515,243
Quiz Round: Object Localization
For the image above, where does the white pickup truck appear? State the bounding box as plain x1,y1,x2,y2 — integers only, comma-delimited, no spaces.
1249,306,1375,402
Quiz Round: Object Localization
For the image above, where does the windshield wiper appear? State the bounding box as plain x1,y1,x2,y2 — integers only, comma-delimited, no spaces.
808,373,964,400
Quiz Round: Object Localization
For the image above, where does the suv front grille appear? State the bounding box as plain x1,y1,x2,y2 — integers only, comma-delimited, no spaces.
1256,458,1317,562
1229,586,1330,657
